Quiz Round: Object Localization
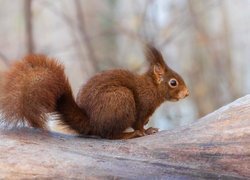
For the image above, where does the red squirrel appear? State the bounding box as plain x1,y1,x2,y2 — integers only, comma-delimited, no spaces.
0,45,189,139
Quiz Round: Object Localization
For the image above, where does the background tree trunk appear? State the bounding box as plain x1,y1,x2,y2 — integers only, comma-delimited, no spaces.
0,95,250,179
24,0,34,54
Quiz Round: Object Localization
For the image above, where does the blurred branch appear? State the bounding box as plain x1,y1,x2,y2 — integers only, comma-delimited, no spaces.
159,21,190,48
43,1,100,71
43,39,80,55
187,0,220,116
24,0,35,54
40,2,75,29
220,1,240,99
186,0,237,115
38,1,82,53
74,0,99,72
40,1,148,53
160,2,220,49
187,1,210,44
136,0,154,39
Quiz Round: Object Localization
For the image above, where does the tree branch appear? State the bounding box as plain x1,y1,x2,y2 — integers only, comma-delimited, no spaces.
1,95,250,178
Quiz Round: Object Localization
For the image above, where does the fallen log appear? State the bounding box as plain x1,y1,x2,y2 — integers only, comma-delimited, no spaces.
0,95,250,179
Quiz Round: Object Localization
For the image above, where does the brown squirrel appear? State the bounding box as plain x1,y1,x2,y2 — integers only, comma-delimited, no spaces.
0,45,189,139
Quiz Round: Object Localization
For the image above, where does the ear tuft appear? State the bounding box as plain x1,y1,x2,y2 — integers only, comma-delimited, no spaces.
144,44,167,68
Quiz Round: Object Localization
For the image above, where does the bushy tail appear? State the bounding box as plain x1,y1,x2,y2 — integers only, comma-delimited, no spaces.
0,55,90,133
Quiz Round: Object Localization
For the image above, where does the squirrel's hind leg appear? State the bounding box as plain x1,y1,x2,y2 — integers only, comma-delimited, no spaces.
109,130,144,140
25,114,47,129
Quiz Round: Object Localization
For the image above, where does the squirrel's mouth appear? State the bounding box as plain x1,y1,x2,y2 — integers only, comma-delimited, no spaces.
169,92,189,102
176,89,189,100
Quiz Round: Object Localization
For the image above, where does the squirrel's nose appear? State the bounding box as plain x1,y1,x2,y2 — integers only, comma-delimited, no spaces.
178,88,189,99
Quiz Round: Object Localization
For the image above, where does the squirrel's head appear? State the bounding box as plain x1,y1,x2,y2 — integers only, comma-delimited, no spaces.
145,45,189,102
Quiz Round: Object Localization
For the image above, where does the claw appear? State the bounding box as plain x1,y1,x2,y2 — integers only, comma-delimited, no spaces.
134,130,146,137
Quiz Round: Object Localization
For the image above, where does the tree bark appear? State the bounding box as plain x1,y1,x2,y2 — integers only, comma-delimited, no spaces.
0,95,250,179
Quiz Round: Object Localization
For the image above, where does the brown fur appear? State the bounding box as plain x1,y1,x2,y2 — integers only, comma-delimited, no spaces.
0,46,189,139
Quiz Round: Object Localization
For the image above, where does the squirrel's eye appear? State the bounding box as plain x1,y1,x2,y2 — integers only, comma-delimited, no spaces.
169,78,178,88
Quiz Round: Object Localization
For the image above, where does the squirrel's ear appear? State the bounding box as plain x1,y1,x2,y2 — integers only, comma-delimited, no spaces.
153,64,165,84
145,44,168,68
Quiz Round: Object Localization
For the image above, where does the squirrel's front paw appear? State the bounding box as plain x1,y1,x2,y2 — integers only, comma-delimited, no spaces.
145,127,159,135
134,130,146,137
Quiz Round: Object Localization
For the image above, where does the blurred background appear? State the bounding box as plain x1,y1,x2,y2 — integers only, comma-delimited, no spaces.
0,0,249,130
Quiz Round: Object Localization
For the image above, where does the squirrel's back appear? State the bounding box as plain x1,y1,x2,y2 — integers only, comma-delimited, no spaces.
0,55,72,128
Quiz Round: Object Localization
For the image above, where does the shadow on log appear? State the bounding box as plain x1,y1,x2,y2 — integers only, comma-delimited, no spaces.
0,95,250,179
